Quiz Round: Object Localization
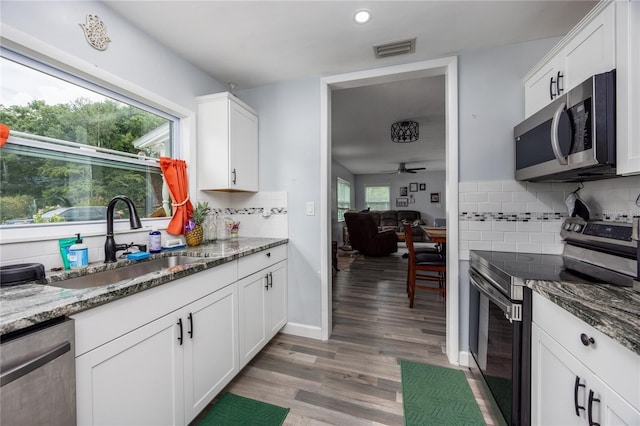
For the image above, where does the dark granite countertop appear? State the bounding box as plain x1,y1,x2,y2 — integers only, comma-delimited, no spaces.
527,280,640,357
0,237,287,336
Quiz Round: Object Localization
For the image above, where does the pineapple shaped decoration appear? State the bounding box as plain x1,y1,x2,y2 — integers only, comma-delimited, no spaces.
185,201,211,246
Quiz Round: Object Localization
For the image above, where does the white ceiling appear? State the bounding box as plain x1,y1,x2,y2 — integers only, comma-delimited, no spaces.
104,0,598,175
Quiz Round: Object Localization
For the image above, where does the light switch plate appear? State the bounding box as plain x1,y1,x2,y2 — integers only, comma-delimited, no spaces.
306,201,315,216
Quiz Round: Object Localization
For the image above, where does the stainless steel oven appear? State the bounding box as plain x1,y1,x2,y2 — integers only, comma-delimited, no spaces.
469,217,637,426
469,253,533,426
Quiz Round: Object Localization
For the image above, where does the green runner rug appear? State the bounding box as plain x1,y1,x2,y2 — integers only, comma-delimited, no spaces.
401,360,485,426
196,392,289,426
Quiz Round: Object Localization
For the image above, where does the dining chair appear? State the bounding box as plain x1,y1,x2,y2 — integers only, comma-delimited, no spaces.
404,224,446,308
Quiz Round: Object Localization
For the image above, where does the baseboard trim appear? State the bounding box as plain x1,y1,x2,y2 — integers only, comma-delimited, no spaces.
458,350,471,367
281,322,323,340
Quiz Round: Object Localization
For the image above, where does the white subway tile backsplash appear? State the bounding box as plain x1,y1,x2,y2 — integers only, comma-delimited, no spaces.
477,182,502,192
529,232,556,244
477,202,502,212
502,202,527,212
492,221,517,232
492,242,517,252
502,181,527,192
488,192,512,203
481,231,505,242
504,232,530,243
514,191,538,203
461,231,482,241
465,192,489,202
469,241,492,251
468,221,492,231
459,202,478,213
459,182,478,193
516,243,542,253
517,222,542,232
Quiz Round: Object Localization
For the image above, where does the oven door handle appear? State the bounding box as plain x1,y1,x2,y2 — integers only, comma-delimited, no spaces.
470,269,522,322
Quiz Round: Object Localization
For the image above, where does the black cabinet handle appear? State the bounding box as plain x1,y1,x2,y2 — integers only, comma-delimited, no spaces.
265,274,269,290
556,71,564,96
177,317,183,346
550,75,557,100
269,271,273,288
588,390,601,426
188,313,193,339
232,168,237,185
574,376,586,416
580,333,595,346
266,252,271,258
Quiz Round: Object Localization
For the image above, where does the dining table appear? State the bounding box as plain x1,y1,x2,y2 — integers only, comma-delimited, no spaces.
421,226,447,244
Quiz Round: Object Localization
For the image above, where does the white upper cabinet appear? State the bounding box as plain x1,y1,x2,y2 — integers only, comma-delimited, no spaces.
524,2,616,118
197,92,259,192
616,0,640,175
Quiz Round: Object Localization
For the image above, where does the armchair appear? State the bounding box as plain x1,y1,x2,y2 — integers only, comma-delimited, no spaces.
344,212,398,257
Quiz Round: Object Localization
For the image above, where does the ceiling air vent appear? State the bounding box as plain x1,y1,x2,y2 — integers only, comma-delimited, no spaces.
373,38,416,59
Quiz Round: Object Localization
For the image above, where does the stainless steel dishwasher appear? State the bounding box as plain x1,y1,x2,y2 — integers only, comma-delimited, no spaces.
1,317,76,426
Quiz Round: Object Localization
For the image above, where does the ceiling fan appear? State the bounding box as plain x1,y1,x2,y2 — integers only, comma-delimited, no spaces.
384,162,426,174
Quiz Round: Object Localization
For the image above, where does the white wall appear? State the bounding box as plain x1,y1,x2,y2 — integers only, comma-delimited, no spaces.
0,1,226,269
354,171,446,225
239,79,323,331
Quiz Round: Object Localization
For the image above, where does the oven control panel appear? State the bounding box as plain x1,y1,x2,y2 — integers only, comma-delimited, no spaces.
561,218,635,247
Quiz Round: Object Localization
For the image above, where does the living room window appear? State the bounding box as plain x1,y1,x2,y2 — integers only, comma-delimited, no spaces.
365,185,390,210
0,51,176,226
336,178,351,222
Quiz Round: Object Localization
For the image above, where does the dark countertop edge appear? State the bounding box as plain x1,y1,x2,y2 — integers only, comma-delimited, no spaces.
1,238,288,335
527,280,640,357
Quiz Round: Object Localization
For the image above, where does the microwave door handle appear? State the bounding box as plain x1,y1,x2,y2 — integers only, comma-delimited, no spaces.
550,101,569,165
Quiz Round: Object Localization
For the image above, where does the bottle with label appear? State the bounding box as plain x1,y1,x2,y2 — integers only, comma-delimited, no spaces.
149,228,162,253
68,233,88,269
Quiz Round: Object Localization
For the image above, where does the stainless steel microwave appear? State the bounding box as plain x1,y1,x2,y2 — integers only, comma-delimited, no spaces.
514,70,616,182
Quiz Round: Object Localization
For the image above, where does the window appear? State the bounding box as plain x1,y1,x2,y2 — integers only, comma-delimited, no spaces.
336,178,351,222
0,51,176,226
365,185,390,210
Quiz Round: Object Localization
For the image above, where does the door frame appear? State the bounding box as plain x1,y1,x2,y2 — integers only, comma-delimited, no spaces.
319,56,460,364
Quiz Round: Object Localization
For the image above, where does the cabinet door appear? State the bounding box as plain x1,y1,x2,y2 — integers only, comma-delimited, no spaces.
184,284,239,423
616,0,640,175
563,2,616,91
229,100,259,191
76,313,184,426
266,260,288,338
602,386,640,425
524,57,561,117
531,323,587,426
238,270,268,367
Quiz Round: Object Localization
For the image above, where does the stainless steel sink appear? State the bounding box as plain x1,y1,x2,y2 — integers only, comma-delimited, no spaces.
47,256,205,290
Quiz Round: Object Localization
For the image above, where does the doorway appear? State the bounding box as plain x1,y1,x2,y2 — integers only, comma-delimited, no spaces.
320,57,460,364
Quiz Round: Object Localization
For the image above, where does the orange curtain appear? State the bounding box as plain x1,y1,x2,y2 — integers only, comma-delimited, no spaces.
0,123,9,148
159,157,193,236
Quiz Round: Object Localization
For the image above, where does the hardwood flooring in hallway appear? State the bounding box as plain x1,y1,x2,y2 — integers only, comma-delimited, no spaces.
203,249,497,425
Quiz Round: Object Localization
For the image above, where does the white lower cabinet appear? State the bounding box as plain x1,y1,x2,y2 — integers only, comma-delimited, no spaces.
532,324,639,426
72,260,241,426
531,293,640,426
238,260,287,368
72,247,287,425
76,309,184,425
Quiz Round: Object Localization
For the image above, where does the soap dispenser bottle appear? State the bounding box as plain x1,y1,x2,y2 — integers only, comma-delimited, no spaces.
68,233,88,269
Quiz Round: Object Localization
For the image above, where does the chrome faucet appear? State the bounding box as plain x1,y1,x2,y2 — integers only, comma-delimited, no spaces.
105,195,143,263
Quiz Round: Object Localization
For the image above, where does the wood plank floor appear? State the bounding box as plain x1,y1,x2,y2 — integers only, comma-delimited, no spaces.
195,248,499,425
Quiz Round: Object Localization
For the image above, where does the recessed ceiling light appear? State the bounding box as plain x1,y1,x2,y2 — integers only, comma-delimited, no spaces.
354,9,372,24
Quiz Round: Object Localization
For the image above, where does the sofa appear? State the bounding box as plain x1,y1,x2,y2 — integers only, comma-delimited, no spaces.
344,212,398,256
367,210,426,241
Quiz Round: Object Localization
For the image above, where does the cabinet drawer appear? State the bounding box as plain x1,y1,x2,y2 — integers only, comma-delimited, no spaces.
237,245,286,278
532,292,640,409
